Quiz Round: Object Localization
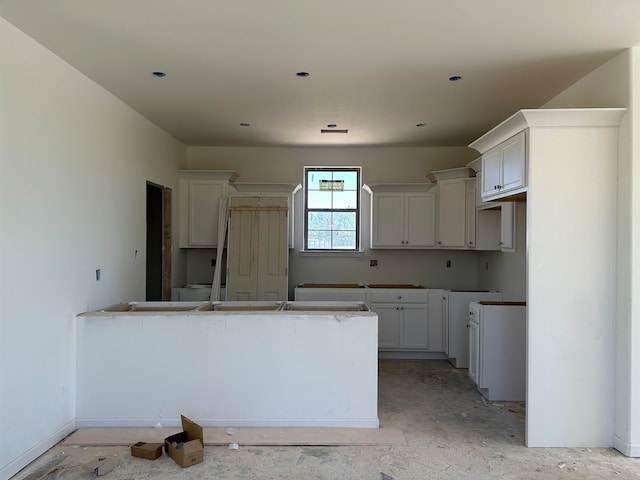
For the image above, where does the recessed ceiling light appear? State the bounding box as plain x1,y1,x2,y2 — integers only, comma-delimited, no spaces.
296,72,311,77
240,123,250,127
152,71,166,78
449,75,463,81
327,124,337,128
416,123,426,127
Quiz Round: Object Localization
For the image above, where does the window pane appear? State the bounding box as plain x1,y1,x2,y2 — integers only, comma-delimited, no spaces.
307,229,331,250
308,211,332,230
332,171,358,190
331,212,356,231
332,191,357,209
332,230,356,249
307,190,331,209
307,170,333,190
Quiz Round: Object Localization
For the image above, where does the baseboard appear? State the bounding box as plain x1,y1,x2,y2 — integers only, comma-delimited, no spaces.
0,419,75,480
75,417,380,429
378,351,447,360
613,434,640,457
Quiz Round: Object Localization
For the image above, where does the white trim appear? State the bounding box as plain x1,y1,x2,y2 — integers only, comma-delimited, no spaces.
614,435,640,457
298,250,365,257
0,419,75,480
75,417,379,429
378,351,447,360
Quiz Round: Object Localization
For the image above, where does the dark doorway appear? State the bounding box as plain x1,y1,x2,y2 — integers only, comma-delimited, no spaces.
146,183,164,301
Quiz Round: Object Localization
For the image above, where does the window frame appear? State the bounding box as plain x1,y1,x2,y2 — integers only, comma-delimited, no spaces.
303,166,361,252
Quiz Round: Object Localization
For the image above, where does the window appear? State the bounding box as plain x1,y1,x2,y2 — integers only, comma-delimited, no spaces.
304,167,361,251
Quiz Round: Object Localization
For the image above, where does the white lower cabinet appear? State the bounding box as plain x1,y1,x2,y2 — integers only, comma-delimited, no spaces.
368,288,429,351
468,310,480,384
442,290,503,368
469,301,526,401
374,303,428,349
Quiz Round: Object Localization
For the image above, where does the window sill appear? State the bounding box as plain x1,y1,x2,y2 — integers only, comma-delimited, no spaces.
298,250,365,258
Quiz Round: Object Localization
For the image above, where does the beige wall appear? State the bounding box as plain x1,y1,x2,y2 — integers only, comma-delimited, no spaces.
0,18,186,478
187,146,477,184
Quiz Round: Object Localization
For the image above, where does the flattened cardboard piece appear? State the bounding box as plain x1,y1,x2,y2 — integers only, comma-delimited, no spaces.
164,415,204,468
131,441,163,460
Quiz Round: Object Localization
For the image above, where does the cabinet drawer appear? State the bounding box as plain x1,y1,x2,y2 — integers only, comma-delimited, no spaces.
368,289,428,303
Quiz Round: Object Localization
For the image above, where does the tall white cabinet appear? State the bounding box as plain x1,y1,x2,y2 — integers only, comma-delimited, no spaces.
226,196,289,301
469,108,627,451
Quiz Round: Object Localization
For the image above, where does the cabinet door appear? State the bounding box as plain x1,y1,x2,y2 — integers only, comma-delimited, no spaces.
400,304,429,349
500,202,515,252
466,180,476,248
372,193,405,247
468,318,480,385
427,289,445,351
374,304,401,348
405,192,436,247
256,207,289,301
441,294,449,356
481,148,502,199
226,209,258,300
500,131,526,193
180,180,225,247
437,179,466,248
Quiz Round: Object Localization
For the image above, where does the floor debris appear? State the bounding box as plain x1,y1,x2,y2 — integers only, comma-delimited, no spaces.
90,457,115,476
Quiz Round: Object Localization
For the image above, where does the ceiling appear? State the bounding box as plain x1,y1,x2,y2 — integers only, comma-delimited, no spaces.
2,0,640,148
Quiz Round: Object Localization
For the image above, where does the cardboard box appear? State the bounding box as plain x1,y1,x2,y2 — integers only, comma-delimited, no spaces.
131,442,163,460
164,415,204,468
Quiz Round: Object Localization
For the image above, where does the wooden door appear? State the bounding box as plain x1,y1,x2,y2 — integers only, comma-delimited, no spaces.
256,205,288,301
226,208,257,300
226,196,289,301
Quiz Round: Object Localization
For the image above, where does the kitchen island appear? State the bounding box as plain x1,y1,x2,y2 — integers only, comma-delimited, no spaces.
76,302,379,429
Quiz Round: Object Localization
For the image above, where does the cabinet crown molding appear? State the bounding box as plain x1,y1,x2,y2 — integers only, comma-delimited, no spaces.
426,166,475,182
231,182,301,194
366,183,434,193
469,108,627,154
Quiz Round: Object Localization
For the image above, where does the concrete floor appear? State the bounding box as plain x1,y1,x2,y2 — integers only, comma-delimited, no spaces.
13,360,640,480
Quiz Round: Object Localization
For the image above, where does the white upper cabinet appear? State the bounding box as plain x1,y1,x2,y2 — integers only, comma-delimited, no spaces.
479,131,526,201
436,179,467,248
178,170,238,248
427,167,475,249
369,184,436,248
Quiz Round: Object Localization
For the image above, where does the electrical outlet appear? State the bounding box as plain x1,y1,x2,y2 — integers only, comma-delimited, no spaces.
370,259,378,267
446,260,451,268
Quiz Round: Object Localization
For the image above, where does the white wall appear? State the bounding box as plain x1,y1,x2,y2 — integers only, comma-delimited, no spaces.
0,18,186,479
539,49,638,453
187,146,481,296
